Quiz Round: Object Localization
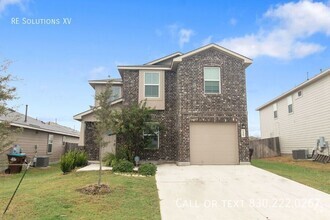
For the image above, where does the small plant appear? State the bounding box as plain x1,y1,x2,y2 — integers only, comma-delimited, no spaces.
112,160,134,173
102,153,116,166
60,153,75,174
138,163,157,176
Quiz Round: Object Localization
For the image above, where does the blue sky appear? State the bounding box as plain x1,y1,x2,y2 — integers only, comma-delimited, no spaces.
0,0,329,135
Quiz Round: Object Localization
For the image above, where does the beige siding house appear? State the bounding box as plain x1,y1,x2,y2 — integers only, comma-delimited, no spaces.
0,110,79,163
257,69,330,154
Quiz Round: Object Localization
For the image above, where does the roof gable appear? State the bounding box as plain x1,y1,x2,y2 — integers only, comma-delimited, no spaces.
144,52,182,65
173,43,253,66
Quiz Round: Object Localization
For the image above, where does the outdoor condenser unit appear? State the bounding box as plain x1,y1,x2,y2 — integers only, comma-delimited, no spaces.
35,156,49,167
292,149,308,159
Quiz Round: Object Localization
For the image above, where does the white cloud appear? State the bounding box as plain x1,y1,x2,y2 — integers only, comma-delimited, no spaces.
202,36,212,46
179,28,194,48
0,0,28,14
164,24,194,48
218,0,330,59
89,66,106,79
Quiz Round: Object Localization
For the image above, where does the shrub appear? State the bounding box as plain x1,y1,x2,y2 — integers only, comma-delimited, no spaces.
60,153,75,174
112,160,134,173
116,145,131,161
138,163,157,176
75,151,88,167
60,150,88,174
102,153,116,166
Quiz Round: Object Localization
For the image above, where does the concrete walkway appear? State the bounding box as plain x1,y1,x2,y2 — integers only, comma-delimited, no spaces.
77,164,112,172
156,164,330,220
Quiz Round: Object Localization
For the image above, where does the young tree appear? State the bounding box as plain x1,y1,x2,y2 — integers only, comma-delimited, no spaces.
110,101,157,162
0,60,19,152
93,79,113,186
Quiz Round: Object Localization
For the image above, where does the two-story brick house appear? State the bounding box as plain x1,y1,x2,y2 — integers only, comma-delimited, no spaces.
74,43,252,165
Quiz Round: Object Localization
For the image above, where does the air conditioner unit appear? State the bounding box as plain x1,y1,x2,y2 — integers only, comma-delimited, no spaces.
35,156,49,167
292,150,308,159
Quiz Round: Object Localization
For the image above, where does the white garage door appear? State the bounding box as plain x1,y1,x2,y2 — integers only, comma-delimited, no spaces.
190,123,239,165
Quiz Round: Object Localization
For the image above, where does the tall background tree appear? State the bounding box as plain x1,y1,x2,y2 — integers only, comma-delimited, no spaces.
0,60,19,153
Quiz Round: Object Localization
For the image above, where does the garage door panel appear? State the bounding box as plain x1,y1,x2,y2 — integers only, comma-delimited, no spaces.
190,123,238,165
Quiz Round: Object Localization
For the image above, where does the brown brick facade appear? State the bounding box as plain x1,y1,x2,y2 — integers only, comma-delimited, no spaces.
121,47,250,163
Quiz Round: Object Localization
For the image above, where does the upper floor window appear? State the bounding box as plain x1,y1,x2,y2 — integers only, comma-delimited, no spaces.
110,86,122,101
204,67,220,94
297,90,302,98
273,103,278,119
287,95,293,113
144,72,159,98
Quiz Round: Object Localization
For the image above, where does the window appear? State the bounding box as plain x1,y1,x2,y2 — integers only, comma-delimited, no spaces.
287,95,293,113
47,134,53,153
204,67,220,94
143,122,159,149
109,86,122,101
273,103,278,118
144,72,159,98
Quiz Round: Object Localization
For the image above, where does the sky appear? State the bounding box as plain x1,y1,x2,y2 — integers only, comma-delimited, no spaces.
0,0,329,136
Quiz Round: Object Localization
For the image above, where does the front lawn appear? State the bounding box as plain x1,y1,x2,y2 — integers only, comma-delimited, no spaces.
0,164,160,219
252,156,330,194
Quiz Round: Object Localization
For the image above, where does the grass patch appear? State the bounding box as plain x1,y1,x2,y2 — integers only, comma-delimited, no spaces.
0,164,160,219
252,156,330,194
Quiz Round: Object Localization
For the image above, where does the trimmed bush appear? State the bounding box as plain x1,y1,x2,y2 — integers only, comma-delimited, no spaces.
102,153,116,166
112,160,134,173
138,163,157,176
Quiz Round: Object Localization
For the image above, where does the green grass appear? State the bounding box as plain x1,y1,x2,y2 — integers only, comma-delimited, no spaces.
252,157,330,194
0,164,160,219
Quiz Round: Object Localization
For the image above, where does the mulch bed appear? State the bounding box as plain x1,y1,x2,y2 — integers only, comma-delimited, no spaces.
76,184,111,195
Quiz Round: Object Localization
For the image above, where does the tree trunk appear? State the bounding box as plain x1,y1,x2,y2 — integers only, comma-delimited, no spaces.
98,146,101,186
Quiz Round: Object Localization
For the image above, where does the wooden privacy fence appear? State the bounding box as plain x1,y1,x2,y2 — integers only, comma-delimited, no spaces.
249,137,281,159
64,142,83,153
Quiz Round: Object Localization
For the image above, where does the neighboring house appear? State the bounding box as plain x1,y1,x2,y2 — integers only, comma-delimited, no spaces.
74,43,252,165
256,69,330,155
0,109,79,162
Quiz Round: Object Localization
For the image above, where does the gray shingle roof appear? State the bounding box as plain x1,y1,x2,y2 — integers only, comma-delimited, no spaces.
0,109,79,137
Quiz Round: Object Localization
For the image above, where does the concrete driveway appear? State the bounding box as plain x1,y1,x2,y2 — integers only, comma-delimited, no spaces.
156,164,330,220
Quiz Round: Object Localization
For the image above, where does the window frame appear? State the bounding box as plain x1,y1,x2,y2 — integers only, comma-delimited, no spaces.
143,122,160,149
204,67,221,94
47,134,54,154
144,72,160,98
273,103,278,119
287,95,293,114
109,86,122,102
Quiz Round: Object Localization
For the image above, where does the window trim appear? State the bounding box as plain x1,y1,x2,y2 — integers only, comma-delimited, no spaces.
204,67,221,94
144,72,160,98
47,134,54,154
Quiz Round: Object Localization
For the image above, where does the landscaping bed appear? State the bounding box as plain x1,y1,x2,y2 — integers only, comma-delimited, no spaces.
0,164,160,219
252,156,330,194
